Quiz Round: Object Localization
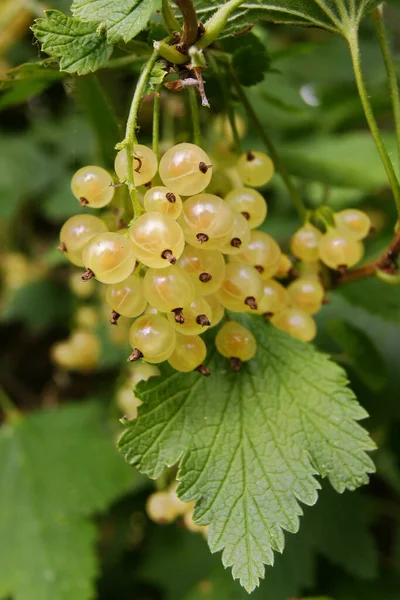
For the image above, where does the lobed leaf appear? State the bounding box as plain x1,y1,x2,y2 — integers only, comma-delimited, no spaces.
119,319,375,592
32,10,113,75
0,62,64,110
71,0,154,43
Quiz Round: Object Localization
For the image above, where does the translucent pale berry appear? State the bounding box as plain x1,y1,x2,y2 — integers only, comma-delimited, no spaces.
60,215,108,267
215,321,257,363
334,209,371,241
71,166,114,208
130,362,161,386
82,232,136,284
146,491,176,524
290,224,322,262
275,254,293,279
178,194,234,250
271,308,317,342
256,279,290,316
75,306,98,329
143,266,195,313
168,482,190,517
224,187,267,229
236,151,274,187
116,387,142,419
114,145,158,186
144,186,183,220
129,212,185,268
216,263,263,312
319,229,364,270
159,143,212,196
168,333,207,372
219,212,251,255
68,270,95,297
51,330,100,371
177,246,226,296
128,314,176,363
287,277,325,315
234,231,281,280
105,275,147,318
204,294,225,327
168,297,212,336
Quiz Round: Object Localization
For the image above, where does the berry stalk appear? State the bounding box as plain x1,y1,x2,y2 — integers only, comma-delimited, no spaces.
188,87,202,147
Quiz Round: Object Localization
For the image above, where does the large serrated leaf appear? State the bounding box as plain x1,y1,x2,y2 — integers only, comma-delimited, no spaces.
188,0,381,37
32,10,113,75
118,319,375,592
71,0,154,44
0,402,133,600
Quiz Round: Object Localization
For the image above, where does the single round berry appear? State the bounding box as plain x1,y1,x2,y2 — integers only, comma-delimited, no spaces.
168,333,207,373
51,330,100,371
146,491,177,524
234,231,281,280
60,215,108,267
236,151,274,187
128,314,176,363
178,194,234,250
130,361,161,386
271,308,317,342
144,186,183,220
129,212,185,268
319,229,364,270
82,232,136,284
114,145,158,186
68,270,96,297
287,277,325,315
256,279,290,316
216,263,263,312
143,266,195,315
159,143,212,196
215,321,257,364
177,246,226,296
168,297,212,336
105,275,147,318
224,187,267,229
334,209,371,241
275,254,293,279
290,224,322,262
204,294,225,327
74,306,98,329
219,212,251,255
71,166,114,208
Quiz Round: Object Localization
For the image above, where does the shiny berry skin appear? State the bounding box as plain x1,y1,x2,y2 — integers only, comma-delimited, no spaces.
128,314,176,364
144,186,183,220
224,187,267,229
168,333,207,372
215,321,257,362
159,143,212,196
71,166,114,208
178,194,234,250
290,224,322,262
60,215,108,267
114,145,158,186
236,151,274,187
177,246,226,296
82,232,136,284
129,212,185,268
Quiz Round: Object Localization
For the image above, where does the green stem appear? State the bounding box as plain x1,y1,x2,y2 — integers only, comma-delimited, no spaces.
0,388,21,424
152,85,162,161
372,5,400,176
101,55,147,70
161,0,181,33
122,47,161,216
188,87,202,147
197,0,247,49
347,29,400,218
229,68,306,220
209,55,242,153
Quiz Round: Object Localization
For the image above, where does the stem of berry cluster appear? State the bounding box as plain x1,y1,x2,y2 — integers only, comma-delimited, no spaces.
372,5,400,177
228,67,307,221
174,0,199,47
188,87,202,147
333,231,400,287
347,28,400,218
152,85,162,161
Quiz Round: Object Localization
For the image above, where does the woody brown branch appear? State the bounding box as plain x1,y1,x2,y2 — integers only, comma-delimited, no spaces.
175,0,199,48
334,231,400,287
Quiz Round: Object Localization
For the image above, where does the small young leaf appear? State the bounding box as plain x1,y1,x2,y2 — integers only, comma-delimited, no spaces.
119,320,375,592
32,10,113,75
0,402,133,600
143,60,168,95
326,319,388,392
71,0,154,43
0,62,64,110
221,33,271,87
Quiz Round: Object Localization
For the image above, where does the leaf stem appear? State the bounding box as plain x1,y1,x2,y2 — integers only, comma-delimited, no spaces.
229,67,306,220
347,28,400,217
122,47,160,216
175,0,198,47
188,87,202,147
372,5,400,176
152,85,162,161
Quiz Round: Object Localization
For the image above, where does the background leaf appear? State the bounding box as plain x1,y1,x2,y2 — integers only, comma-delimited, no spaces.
0,62,64,110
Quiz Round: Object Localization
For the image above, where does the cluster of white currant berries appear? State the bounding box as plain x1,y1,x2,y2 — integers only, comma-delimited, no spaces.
55,138,371,373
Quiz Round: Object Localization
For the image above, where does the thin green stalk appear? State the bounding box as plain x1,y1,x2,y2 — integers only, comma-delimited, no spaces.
188,87,202,147
209,55,242,153
372,5,400,176
229,67,307,220
0,388,21,424
122,47,161,216
347,29,400,217
152,85,162,161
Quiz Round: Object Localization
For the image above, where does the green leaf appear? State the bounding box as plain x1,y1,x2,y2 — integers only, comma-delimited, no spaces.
0,402,133,600
143,60,168,94
71,0,154,43
118,320,375,592
32,10,113,75
190,0,381,37
338,278,400,324
326,319,388,392
0,62,64,110
221,33,271,87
